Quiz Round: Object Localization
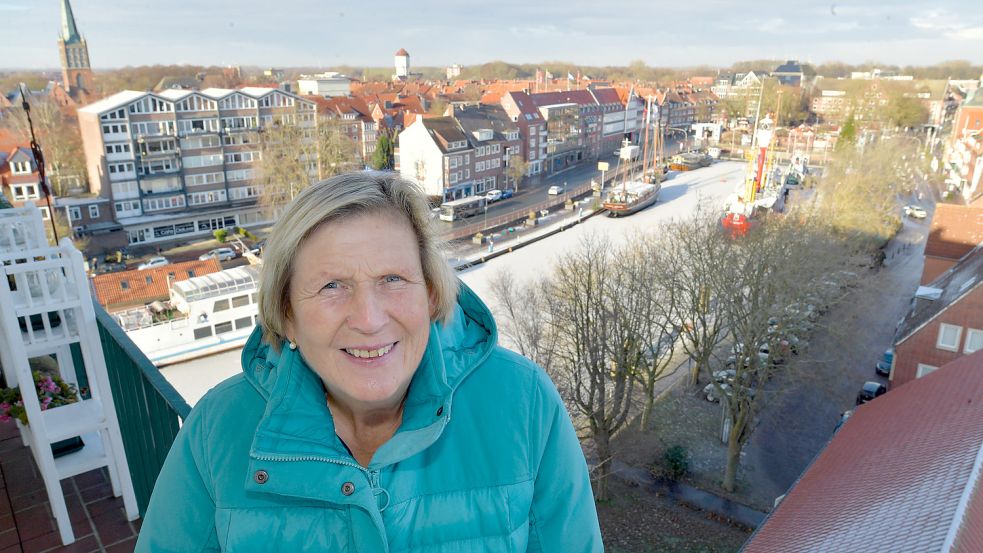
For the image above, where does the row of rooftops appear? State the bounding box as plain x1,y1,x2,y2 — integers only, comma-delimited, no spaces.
78,86,312,116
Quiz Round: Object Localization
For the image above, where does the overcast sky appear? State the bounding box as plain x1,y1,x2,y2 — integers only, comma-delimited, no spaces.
3,0,983,70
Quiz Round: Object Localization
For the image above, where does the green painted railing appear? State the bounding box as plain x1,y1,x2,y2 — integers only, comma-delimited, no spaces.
94,304,191,516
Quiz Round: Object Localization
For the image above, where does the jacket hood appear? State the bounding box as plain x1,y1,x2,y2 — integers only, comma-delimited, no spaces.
239,280,497,468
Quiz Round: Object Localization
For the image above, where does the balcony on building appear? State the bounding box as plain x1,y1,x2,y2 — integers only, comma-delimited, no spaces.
0,207,191,551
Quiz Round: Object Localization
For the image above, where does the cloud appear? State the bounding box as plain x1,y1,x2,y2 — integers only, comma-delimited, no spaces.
910,9,983,40
0,2,28,10
950,26,983,40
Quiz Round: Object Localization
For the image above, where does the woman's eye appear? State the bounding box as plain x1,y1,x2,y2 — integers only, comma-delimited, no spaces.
384,275,403,283
322,281,339,290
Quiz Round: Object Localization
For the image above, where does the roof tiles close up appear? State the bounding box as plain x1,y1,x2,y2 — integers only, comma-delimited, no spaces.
743,351,983,553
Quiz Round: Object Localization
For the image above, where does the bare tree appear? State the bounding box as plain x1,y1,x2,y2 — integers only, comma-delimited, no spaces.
2,98,87,196
705,215,855,492
491,234,638,501
661,203,732,387
488,270,557,373
256,118,357,207
621,232,681,429
505,154,528,191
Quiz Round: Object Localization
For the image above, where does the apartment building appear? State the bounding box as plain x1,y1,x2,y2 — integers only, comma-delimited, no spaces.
77,87,317,248
501,86,639,175
500,91,547,176
396,105,520,200
305,95,378,164
450,103,522,193
396,117,477,200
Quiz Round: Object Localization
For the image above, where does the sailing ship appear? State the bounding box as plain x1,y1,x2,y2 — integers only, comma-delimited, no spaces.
602,94,663,217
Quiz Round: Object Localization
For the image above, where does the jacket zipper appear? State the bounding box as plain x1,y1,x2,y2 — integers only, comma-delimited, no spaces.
252,453,367,473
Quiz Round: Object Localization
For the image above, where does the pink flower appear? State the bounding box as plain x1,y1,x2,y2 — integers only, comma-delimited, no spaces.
0,414,9,422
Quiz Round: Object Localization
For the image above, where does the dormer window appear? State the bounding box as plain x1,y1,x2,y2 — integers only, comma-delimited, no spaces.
11,161,31,174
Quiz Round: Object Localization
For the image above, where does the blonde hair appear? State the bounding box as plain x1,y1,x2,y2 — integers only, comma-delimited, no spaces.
258,172,459,350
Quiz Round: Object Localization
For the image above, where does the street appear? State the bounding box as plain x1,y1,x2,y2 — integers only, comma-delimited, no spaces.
740,191,933,507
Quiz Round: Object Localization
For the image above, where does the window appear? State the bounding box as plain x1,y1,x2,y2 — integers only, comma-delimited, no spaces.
937,323,962,352
224,151,260,164
916,364,938,378
213,299,230,312
214,322,234,335
965,328,983,354
235,316,253,330
12,185,38,200
193,327,213,340
69,206,82,220
88,205,100,218
105,143,131,155
145,276,153,285
120,281,129,290
11,160,32,174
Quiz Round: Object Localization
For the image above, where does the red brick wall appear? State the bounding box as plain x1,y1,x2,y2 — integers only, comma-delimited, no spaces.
921,257,956,285
894,287,983,388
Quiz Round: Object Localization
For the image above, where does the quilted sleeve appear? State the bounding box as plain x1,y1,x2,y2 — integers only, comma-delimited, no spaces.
134,399,221,553
526,368,604,552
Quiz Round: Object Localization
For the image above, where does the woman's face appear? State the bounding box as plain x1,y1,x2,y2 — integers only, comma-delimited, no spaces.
285,211,433,413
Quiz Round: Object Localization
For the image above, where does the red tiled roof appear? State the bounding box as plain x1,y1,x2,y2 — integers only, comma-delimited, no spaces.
92,258,221,310
744,350,983,553
925,204,983,260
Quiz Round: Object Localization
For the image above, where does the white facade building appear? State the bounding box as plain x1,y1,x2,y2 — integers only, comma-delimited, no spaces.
77,87,317,247
297,73,352,98
396,118,448,197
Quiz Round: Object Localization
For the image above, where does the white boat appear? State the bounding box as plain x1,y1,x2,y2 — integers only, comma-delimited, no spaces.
115,266,260,366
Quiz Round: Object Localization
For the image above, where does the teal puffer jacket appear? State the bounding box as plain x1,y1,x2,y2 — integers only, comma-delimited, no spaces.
136,284,603,552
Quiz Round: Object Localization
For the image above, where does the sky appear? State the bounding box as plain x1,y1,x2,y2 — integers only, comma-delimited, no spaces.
2,0,983,70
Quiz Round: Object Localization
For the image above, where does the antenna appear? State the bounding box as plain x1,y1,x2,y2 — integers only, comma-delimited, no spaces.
19,84,59,243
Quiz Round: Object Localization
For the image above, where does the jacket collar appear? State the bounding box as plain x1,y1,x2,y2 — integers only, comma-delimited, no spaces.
240,281,496,469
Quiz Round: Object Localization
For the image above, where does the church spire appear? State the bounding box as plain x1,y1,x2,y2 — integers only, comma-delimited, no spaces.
60,0,81,44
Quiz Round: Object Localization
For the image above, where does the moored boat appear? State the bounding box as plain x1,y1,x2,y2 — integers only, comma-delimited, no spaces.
603,181,661,217
116,265,260,366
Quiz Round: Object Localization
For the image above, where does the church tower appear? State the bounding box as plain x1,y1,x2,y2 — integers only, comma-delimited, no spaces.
57,0,93,96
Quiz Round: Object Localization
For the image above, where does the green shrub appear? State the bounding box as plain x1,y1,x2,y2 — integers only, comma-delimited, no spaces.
663,445,690,481
213,229,228,243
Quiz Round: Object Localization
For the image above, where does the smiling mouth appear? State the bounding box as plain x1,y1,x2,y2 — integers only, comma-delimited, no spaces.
343,343,396,359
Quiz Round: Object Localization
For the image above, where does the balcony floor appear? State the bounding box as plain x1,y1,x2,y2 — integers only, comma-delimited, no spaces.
0,421,139,553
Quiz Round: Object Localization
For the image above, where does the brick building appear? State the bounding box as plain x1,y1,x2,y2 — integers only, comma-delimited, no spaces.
921,204,983,284
396,106,519,201
744,350,983,552
91,258,221,312
892,245,983,387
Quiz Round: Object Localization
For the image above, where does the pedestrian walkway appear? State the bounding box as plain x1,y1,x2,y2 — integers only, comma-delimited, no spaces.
611,459,767,530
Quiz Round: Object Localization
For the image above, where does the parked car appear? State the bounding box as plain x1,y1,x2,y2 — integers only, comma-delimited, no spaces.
704,381,756,403
137,256,169,271
904,205,927,219
875,347,894,376
834,409,854,432
501,188,515,200
249,240,266,256
199,247,236,262
547,185,563,195
856,381,887,405
484,189,503,203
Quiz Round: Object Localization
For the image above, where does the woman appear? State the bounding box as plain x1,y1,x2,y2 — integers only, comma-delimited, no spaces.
136,172,602,552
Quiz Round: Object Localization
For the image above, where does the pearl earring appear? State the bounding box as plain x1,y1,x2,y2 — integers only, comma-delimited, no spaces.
288,341,297,351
